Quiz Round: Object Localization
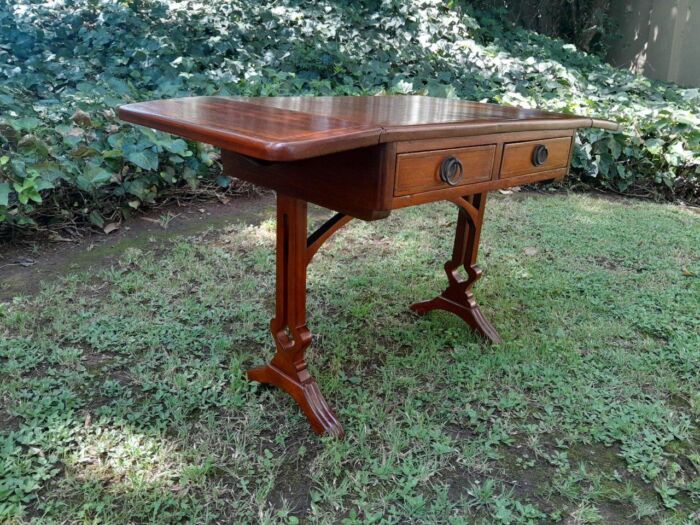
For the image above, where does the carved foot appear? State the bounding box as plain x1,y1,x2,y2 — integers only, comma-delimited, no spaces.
410,292,502,344
247,363,345,438
412,193,502,344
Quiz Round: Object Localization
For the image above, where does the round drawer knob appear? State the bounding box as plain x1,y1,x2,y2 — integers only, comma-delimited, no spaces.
532,144,549,166
439,156,464,186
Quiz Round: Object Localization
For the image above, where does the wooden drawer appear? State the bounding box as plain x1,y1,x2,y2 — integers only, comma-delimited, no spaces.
394,144,496,196
500,136,572,179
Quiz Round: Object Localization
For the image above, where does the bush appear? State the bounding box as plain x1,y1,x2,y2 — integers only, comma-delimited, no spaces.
0,0,698,233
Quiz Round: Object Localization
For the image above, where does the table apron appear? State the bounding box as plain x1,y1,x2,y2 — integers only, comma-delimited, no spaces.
222,130,575,218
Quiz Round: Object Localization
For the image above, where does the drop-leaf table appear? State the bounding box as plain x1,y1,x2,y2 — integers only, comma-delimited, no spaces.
119,95,617,438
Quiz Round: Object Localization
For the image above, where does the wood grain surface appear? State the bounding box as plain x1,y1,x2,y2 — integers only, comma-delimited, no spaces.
119,96,618,161
500,136,572,178
394,144,496,196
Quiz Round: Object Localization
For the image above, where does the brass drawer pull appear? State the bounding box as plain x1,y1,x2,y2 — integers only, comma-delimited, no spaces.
532,144,549,166
439,156,464,186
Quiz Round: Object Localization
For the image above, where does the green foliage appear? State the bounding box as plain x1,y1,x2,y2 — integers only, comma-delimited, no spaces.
0,0,698,232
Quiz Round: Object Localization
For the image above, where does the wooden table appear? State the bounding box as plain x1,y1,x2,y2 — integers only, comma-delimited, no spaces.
119,96,617,437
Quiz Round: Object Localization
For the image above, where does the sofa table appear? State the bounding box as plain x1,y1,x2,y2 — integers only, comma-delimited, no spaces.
119,95,617,437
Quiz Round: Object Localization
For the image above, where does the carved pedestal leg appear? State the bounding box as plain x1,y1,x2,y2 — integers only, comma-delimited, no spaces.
410,193,502,344
247,195,349,438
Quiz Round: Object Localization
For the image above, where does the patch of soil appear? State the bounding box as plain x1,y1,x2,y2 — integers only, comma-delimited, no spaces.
497,445,555,502
458,438,661,523
435,465,485,503
266,439,321,516
0,408,18,432
596,500,656,525
0,194,277,301
593,256,620,271
566,441,626,469
82,350,118,372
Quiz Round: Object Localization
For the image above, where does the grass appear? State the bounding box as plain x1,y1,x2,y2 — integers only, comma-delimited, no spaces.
1,192,699,524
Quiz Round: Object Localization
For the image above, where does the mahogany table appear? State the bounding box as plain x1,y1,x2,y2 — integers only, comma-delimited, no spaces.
119,96,617,437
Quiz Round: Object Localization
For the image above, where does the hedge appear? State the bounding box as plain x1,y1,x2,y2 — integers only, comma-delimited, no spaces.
0,0,698,232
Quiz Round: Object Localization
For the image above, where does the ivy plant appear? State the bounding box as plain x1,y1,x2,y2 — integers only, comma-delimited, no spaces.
0,0,697,232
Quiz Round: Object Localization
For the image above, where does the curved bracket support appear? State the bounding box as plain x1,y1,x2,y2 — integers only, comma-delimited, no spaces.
306,212,353,266
449,195,480,226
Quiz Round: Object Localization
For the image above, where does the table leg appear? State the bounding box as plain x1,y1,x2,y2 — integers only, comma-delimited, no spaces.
410,192,502,344
247,194,350,438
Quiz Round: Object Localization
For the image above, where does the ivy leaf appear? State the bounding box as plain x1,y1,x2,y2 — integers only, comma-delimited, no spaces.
9,117,41,132
182,167,199,189
123,178,153,201
0,182,10,207
84,165,113,185
17,135,49,159
88,210,104,227
607,137,622,160
138,128,190,156
124,145,159,171
644,138,665,156
56,125,85,146
70,110,92,127
165,139,189,155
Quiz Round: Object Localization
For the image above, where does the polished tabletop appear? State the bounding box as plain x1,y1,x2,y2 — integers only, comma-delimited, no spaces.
119,95,617,161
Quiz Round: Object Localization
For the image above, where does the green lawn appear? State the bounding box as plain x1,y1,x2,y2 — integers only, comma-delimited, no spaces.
1,193,699,524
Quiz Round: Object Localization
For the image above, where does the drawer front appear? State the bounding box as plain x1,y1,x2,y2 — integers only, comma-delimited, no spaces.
394,144,496,196
500,137,572,179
